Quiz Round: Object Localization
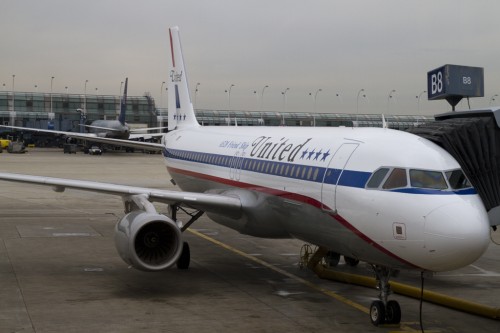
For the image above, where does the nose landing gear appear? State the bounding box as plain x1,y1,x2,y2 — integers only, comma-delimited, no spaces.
370,265,401,326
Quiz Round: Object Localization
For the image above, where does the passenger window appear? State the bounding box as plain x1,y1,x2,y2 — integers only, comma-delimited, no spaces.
366,168,390,189
446,169,472,189
410,169,448,190
383,168,407,189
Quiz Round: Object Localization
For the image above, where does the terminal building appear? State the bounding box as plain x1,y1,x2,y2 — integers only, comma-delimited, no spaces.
0,91,156,132
0,90,433,140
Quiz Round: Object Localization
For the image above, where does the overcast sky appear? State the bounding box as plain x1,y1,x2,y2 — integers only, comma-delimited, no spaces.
2,0,500,116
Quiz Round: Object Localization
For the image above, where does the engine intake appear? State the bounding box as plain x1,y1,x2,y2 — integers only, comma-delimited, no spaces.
114,211,183,271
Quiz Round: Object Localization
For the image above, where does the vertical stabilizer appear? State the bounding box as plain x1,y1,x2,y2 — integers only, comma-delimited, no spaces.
118,77,128,125
168,27,199,131
381,114,388,128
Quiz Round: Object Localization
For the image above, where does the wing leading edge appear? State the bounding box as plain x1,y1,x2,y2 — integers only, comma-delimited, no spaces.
0,172,241,218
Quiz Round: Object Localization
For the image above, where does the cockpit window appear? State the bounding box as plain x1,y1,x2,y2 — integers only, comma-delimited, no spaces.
410,169,448,190
446,169,472,189
369,166,471,192
366,168,390,189
383,168,407,189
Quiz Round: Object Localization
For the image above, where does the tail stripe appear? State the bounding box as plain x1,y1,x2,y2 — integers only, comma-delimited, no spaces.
169,29,176,67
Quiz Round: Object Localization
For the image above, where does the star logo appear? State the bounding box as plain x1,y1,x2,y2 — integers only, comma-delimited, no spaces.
300,149,309,159
307,149,315,160
314,149,322,160
321,149,331,161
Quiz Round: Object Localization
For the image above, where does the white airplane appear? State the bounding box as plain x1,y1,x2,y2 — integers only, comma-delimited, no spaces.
0,27,492,326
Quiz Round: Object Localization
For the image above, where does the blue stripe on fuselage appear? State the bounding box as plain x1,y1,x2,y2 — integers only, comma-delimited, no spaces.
163,148,476,195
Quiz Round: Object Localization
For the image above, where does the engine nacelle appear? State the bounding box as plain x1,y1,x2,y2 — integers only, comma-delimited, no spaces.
114,211,183,271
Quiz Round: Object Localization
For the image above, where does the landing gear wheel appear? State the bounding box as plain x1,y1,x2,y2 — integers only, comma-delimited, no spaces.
325,251,340,267
176,242,190,270
386,300,401,324
370,300,386,326
299,244,315,269
344,256,359,267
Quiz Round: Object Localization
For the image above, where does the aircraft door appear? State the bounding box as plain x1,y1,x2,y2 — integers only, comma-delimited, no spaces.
321,143,359,213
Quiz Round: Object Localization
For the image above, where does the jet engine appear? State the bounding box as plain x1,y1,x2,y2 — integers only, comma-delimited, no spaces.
114,211,183,271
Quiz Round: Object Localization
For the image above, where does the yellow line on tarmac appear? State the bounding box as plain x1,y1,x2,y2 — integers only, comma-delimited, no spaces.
188,228,369,314
188,229,439,332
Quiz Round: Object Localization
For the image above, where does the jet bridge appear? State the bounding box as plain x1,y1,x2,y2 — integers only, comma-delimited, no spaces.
407,108,500,228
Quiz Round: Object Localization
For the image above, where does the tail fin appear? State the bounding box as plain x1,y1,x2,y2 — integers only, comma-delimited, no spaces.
118,77,128,125
168,26,199,131
381,114,388,128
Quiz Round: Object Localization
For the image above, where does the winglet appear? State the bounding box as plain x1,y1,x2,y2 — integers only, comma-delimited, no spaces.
168,27,199,131
118,77,128,125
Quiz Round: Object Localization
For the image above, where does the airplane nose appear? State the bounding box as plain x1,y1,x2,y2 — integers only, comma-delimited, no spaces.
423,201,490,272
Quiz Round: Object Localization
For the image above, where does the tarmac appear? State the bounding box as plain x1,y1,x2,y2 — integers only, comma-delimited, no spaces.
0,148,499,333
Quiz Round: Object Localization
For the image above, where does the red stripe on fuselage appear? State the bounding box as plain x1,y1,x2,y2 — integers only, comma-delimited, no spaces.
166,165,421,269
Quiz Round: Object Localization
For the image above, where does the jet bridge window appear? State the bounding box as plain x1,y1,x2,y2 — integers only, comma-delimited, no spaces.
410,169,448,190
446,169,472,190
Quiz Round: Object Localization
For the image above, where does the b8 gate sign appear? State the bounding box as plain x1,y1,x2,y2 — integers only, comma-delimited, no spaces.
427,64,484,100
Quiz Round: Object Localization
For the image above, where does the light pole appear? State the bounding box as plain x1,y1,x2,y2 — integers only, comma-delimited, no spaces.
281,88,290,125
50,76,55,115
84,80,88,114
261,85,269,111
356,88,365,115
490,94,499,106
225,84,235,109
387,89,396,113
224,84,235,125
416,90,426,113
160,81,165,108
309,88,322,112
335,93,343,106
314,89,322,125
34,85,38,92
281,88,290,112
194,82,200,109
12,74,15,113
65,86,68,94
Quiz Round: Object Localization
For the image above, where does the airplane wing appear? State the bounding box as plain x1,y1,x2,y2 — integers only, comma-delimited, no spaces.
130,126,169,132
81,124,124,132
0,172,242,218
0,125,163,152
129,133,165,140
80,124,166,141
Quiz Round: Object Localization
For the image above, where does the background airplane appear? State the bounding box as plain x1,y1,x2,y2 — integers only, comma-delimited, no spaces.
0,78,165,152
0,26,494,327
80,78,166,140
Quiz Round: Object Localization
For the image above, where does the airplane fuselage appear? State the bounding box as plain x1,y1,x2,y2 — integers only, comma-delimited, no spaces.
163,125,490,272
89,120,130,139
